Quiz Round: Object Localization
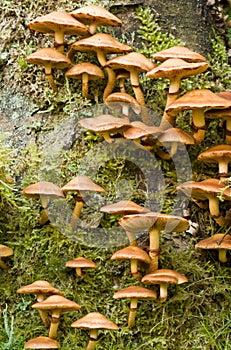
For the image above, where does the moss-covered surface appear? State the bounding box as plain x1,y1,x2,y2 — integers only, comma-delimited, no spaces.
1,1,231,349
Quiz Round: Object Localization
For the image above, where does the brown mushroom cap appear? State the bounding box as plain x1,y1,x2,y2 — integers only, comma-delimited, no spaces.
28,11,90,36
151,46,207,62
24,336,60,349
65,62,104,80
157,128,195,145
111,245,151,265
22,181,64,199
113,285,157,300
105,52,156,73
105,92,141,111
195,233,231,250
65,257,97,269
71,312,119,330
123,121,162,140
71,5,122,33
142,269,188,284
61,175,105,193
32,295,81,312
17,280,63,296
0,244,13,258
100,200,150,215
198,145,231,163
78,114,130,133
25,48,71,69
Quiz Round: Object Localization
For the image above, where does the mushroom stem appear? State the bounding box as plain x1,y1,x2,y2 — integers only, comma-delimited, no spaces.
156,141,178,160
191,109,206,144
86,329,98,350
37,294,50,327
225,119,231,144
54,31,65,53
130,69,145,107
0,258,8,270
39,195,49,225
49,310,61,339
102,131,114,143
218,160,229,175
218,248,227,263
75,267,84,277
128,298,138,328
130,259,141,280
208,196,226,226
103,67,116,102
148,226,160,272
44,64,57,92
71,200,84,229
159,283,168,302
82,73,90,98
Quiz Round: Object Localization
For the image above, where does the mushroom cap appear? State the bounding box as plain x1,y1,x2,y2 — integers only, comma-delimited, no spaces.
177,178,231,201
113,285,157,299
217,91,231,101
61,175,105,193
105,92,142,114
166,89,231,117
78,114,130,132
70,33,132,54
71,312,119,330
32,295,81,311
65,62,104,80
25,48,72,69
197,145,231,163
119,212,189,233
111,245,151,264
104,52,156,72
146,58,209,79
17,280,63,296
0,244,13,257
151,46,207,63
142,269,188,284
22,181,65,199
24,336,60,349
66,257,97,269
28,11,90,36
71,5,122,27
157,128,195,145
100,200,150,215
195,233,231,250
123,121,162,140
205,107,231,119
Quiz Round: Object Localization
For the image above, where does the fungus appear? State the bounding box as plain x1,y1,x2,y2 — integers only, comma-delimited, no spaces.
22,181,65,225
28,11,90,52
195,233,231,262
70,5,122,35
61,175,105,229
115,69,130,93
71,312,118,350
24,336,60,349
25,48,71,92
142,269,188,302
65,62,104,99
151,45,207,63
205,107,231,144
65,256,97,277
0,244,13,270
113,285,156,328
105,92,142,117
17,280,63,327
32,295,81,339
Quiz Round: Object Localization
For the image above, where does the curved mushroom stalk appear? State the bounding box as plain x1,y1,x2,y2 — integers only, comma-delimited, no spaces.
44,64,57,92
103,67,116,102
156,142,178,160
208,196,227,226
191,109,206,144
71,199,84,229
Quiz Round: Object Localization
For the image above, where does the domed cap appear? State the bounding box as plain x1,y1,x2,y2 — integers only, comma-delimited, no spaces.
195,233,231,250
100,200,150,215
78,114,130,132
25,48,71,69
123,121,162,140
198,145,231,163
71,312,119,330
105,52,156,72
65,62,104,80
66,257,97,269
111,245,151,264
157,128,195,145
32,295,81,311
22,181,64,199
142,269,188,284
151,46,207,62
61,175,105,193
17,280,63,296
113,285,157,299
24,336,60,349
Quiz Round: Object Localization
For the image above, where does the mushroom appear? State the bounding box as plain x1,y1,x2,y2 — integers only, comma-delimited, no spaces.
65,256,97,277
71,312,118,350
61,175,106,229
119,212,189,271
195,233,231,262
123,121,162,150
104,52,156,107
113,285,157,328
156,127,195,159
65,62,104,99
68,33,132,100
205,107,231,145
25,48,71,92
28,11,90,52
141,269,188,302
32,295,81,339
197,144,231,180
0,244,13,270
115,69,130,93
70,5,122,35
105,92,142,117
78,114,131,143
17,280,63,327
100,199,150,245
146,59,209,128
151,45,207,63
177,178,231,226
166,89,231,144
22,181,65,225
24,336,60,349
111,245,151,280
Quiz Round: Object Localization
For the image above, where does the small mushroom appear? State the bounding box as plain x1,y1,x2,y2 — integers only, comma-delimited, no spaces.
25,48,71,92
22,181,65,225
71,312,118,350
142,269,188,302
61,175,106,229
205,106,231,144
17,280,63,327
111,245,151,280
0,244,13,270
105,92,142,117
24,336,60,349
151,45,207,63
113,285,157,328
32,295,81,339
195,233,231,262
66,256,97,277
